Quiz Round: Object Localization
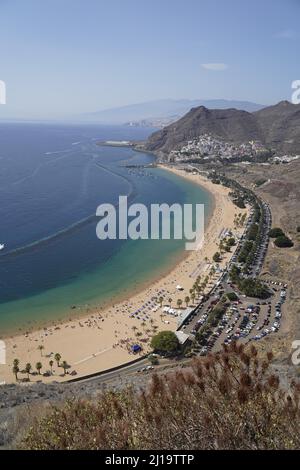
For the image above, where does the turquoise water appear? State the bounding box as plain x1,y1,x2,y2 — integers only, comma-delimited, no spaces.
0,123,213,335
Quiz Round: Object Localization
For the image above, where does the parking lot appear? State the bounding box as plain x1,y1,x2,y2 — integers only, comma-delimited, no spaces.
178,185,289,357
184,279,287,355
210,280,287,352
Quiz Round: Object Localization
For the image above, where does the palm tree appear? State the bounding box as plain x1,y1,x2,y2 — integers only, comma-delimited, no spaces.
185,296,190,307
159,296,164,307
54,353,61,367
36,362,42,375
25,363,32,379
168,297,172,307
191,292,196,305
49,360,54,375
61,361,68,376
177,298,182,309
38,345,45,357
13,358,19,367
12,363,19,381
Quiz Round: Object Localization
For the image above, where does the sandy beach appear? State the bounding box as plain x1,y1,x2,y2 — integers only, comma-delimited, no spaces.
1,168,247,384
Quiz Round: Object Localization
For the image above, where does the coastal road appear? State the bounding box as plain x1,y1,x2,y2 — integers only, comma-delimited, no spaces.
67,356,190,389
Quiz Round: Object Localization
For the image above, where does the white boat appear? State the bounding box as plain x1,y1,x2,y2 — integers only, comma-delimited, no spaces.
0,244,5,251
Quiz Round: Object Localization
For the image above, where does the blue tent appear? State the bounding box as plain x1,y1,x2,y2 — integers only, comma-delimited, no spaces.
131,344,142,353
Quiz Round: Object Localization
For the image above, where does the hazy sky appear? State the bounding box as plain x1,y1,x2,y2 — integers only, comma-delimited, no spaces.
0,0,299,119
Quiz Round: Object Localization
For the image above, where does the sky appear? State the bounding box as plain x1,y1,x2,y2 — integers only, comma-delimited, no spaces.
0,0,299,119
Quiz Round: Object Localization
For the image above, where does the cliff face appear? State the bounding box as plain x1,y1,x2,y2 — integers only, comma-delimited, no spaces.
145,101,300,158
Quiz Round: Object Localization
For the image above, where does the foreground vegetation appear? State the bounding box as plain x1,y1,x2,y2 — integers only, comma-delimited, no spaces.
21,343,300,450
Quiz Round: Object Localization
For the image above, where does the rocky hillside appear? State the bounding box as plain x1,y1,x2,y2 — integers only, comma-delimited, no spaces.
145,101,300,158
254,101,300,154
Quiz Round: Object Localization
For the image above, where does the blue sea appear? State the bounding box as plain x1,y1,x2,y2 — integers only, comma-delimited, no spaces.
0,122,213,334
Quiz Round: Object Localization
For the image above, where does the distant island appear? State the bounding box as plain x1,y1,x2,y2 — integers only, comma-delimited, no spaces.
81,98,265,126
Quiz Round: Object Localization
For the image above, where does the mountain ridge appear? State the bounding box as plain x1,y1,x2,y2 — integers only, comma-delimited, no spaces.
144,101,300,158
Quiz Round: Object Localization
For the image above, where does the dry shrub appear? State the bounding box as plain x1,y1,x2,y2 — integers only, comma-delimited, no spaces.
21,344,300,450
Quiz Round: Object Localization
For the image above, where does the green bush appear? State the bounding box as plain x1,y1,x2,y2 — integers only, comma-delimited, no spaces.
229,265,241,283
269,227,285,238
206,302,227,328
233,197,246,209
227,292,239,302
227,237,236,247
150,331,179,354
248,223,258,241
238,241,253,263
239,278,270,299
213,252,221,263
255,178,267,187
148,354,159,365
274,235,294,248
